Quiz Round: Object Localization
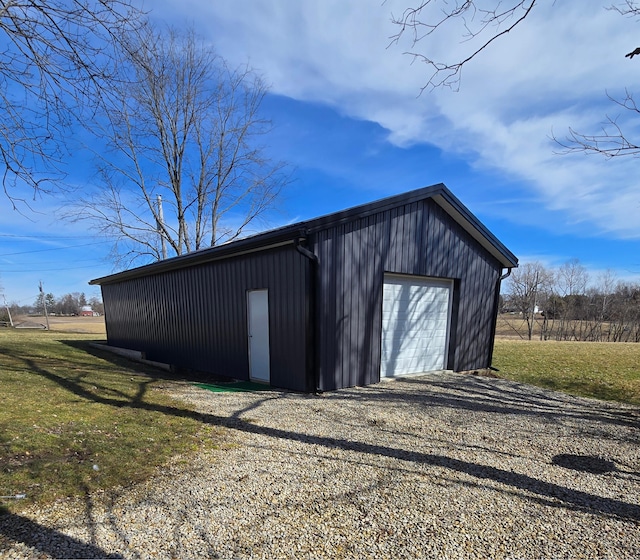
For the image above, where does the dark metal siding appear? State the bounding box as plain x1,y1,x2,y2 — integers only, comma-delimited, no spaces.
101,245,311,392
312,199,502,391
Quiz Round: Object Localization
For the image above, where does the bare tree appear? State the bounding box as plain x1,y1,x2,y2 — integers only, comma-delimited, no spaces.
613,0,640,19
0,0,143,204
553,1,640,160
547,259,590,340
595,269,618,321
505,261,553,340
72,26,288,267
556,258,589,297
609,282,640,342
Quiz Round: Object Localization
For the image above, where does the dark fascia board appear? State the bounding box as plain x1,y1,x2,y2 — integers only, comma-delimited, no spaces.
89,183,517,286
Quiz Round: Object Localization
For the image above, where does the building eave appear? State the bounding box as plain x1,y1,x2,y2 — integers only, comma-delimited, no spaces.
89,228,306,286
89,183,518,286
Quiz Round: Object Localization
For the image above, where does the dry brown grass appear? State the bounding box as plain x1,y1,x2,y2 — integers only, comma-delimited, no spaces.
495,313,538,339
14,315,106,335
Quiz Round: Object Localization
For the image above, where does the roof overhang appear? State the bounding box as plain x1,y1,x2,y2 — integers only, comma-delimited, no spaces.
89,183,517,286
89,229,306,286
431,188,518,269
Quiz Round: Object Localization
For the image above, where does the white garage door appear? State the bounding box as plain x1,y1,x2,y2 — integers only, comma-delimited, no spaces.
381,274,453,378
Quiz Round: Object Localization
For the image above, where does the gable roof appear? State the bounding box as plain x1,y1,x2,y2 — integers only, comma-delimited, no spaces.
89,183,518,286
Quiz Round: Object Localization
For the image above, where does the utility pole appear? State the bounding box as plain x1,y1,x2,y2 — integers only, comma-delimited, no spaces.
2,295,13,327
39,281,50,330
156,194,168,260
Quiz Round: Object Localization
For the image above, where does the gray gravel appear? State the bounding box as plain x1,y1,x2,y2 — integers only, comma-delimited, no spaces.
1,371,639,559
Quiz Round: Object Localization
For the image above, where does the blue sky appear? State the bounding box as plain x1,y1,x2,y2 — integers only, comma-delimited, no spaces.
2,0,640,305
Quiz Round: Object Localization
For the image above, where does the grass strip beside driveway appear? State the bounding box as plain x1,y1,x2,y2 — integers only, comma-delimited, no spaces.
493,339,640,406
0,330,221,511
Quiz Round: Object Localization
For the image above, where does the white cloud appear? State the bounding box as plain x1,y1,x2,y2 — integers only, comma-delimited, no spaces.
151,0,640,238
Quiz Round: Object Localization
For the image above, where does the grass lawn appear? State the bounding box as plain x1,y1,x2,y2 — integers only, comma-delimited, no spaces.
0,329,222,512
492,339,640,406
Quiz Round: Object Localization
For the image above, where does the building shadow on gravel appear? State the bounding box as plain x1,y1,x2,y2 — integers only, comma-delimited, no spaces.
333,375,640,432
5,339,640,541
0,506,123,559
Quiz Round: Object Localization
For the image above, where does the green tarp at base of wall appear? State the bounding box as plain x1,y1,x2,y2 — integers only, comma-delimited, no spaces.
194,381,274,393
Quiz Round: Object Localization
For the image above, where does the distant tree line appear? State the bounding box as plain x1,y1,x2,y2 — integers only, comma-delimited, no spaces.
502,260,640,342
1,292,103,321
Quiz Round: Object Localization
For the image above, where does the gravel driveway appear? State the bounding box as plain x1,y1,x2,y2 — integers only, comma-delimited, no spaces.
2,372,639,559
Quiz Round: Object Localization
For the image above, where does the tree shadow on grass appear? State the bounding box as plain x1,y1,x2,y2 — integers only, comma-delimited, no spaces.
2,338,639,558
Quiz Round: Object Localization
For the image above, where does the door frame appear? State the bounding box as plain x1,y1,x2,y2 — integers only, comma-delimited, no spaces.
247,289,271,383
380,273,454,378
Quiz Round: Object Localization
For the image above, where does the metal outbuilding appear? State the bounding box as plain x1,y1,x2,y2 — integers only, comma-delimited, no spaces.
90,184,518,392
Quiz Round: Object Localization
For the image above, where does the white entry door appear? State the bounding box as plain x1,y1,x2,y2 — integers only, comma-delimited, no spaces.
247,289,270,383
381,275,453,378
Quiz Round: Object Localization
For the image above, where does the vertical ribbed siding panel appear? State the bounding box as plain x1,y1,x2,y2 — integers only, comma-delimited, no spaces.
337,224,346,389
341,223,351,389
207,265,218,371
220,261,231,369
173,272,185,362
198,265,209,366
432,204,447,277
478,254,493,364
405,202,417,270
231,260,243,371
440,207,453,278
315,228,335,391
413,202,424,273
190,267,201,366
469,255,484,364
369,212,386,385
456,225,471,370
480,252,497,366
350,220,365,385
388,207,399,272
474,255,491,366
101,245,311,391
363,214,384,386
351,220,364,385
358,216,369,385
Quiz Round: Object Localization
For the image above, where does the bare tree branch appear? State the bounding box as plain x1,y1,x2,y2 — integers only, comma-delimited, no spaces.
609,0,640,18
553,90,640,158
0,0,144,203
388,0,537,91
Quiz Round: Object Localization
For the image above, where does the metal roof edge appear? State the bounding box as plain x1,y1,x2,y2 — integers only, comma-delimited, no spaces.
304,183,447,232
431,188,519,269
303,182,518,269
89,183,518,286
89,227,306,285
